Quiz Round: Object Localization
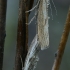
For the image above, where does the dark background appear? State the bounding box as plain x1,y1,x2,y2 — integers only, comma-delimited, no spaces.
3,0,70,70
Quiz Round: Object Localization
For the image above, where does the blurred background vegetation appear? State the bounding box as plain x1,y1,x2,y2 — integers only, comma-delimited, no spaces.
3,0,70,70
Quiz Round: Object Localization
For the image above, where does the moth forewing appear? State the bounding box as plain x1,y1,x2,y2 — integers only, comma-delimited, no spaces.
37,0,49,50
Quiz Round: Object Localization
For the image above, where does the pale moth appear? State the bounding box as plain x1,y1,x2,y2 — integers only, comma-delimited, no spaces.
23,0,58,70
37,0,49,50
26,0,50,50
23,0,50,70
37,0,57,50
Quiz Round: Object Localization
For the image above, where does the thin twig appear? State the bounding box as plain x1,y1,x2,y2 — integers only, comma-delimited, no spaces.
0,0,7,70
52,7,70,70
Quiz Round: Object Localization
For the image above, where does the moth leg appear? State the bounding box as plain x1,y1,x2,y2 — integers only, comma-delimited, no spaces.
26,16,36,25
20,55,23,68
25,0,40,13
26,0,40,25
26,8,38,25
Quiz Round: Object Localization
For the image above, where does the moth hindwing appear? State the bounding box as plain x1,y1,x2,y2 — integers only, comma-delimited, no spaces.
37,0,49,50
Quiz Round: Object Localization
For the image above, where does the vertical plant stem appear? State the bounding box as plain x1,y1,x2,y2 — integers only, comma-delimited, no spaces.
0,0,7,70
52,7,70,70
14,0,34,70
29,0,34,10
14,0,28,70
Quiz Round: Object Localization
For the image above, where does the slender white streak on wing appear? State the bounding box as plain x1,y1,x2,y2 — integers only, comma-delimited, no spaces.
44,18,49,46
23,34,40,70
43,0,47,19
41,18,49,50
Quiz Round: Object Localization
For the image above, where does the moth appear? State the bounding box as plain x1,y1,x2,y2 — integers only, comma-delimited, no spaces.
23,0,50,70
37,0,49,50
26,0,50,50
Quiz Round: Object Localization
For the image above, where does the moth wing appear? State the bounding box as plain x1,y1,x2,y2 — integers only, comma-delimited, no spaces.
37,0,49,50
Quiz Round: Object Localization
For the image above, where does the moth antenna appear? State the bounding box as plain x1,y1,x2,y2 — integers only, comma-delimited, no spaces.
49,1,53,20
51,0,57,15
25,0,40,13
